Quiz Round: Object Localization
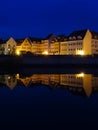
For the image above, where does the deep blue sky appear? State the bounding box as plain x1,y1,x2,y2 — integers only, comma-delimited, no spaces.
0,0,98,38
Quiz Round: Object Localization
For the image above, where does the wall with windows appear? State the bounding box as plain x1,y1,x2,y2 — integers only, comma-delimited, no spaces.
16,38,31,55
91,39,98,54
49,42,60,55
60,41,67,55
4,37,17,55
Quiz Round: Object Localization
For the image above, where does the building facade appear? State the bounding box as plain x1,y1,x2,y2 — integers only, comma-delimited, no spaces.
62,29,98,55
63,30,92,55
0,37,17,55
0,29,98,56
15,38,31,55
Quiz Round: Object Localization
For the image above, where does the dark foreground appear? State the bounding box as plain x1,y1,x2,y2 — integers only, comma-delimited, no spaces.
0,68,98,130
0,55,98,68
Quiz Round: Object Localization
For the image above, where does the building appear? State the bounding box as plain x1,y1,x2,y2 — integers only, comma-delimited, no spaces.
29,37,42,54
63,29,98,55
57,35,67,55
63,29,91,55
15,38,32,55
0,37,16,55
30,34,58,55
91,31,98,55
47,34,60,55
0,29,97,56
29,30,98,55
41,39,49,55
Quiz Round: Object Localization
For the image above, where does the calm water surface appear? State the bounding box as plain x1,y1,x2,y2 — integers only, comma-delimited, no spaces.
0,68,98,129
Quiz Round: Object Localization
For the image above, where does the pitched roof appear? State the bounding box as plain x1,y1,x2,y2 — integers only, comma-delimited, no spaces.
45,34,57,42
90,31,98,39
46,33,56,39
57,35,67,42
15,38,25,45
28,37,42,43
68,29,87,41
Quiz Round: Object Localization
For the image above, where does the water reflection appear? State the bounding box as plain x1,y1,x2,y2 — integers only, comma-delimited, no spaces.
0,72,98,97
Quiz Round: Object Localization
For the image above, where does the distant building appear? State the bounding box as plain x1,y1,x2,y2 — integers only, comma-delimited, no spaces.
57,35,67,55
0,37,16,55
0,29,98,56
64,30,91,55
29,37,42,54
64,29,98,55
15,38,31,55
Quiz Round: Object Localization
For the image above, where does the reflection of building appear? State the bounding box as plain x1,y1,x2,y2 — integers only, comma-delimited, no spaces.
1,73,98,97
0,74,17,89
60,73,92,97
16,73,98,97
65,29,98,55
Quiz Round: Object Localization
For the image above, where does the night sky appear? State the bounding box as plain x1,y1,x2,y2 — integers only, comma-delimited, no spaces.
0,0,98,38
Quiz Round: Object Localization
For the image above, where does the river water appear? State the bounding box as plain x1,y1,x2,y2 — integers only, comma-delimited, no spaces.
0,68,98,129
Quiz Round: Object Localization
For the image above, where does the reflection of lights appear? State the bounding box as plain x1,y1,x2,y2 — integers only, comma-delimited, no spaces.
16,50,21,55
8,76,11,79
8,48,10,51
42,51,48,55
76,72,85,78
16,74,19,79
76,50,84,55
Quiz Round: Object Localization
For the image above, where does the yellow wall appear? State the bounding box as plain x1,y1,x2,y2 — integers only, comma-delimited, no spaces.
50,42,59,55
83,74,92,97
83,30,92,55
31,42,38,54
16,38,31,54
60,42,67,55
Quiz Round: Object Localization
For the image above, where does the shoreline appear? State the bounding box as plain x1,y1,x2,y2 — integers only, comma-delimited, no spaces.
0,55,98,67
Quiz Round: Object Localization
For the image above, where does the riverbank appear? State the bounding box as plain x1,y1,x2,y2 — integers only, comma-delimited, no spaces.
0,54,98,68
22,55,98,67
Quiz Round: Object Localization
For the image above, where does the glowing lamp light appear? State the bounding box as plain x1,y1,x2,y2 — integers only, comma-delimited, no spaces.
42,51,48,55
76,72,85,78
16,50,21,55
76,50,84,56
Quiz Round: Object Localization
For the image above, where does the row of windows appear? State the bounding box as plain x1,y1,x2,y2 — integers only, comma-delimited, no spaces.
63,76,83,79
60,43,82,46
64,81,83,85
68,42,82,46
92,45,98,48
68,48,83,51
31,42,82,46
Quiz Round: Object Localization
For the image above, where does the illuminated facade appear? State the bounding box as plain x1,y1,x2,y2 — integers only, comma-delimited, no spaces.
0,29,98,55
41,40,49,55
15,38,31,55
29,37,42,54
64,30,92,55
0,37,16,55
64,29,98,55
49,41,60,55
